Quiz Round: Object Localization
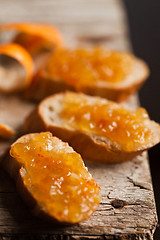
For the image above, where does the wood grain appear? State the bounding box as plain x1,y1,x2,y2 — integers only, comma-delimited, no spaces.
0,0,157,239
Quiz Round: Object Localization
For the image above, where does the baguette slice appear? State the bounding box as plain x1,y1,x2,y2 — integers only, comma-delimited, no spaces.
1,132,101,224
26,47,149,102
25,92,160,163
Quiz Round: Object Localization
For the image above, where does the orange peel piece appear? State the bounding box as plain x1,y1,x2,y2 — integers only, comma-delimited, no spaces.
0,43,34,92
0,22,64,54
0,123,15,139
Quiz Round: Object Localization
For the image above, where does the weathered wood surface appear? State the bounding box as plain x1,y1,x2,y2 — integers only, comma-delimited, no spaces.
0,0,157,239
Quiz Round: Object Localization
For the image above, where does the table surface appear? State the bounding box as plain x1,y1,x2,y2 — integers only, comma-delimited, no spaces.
0,0,158,239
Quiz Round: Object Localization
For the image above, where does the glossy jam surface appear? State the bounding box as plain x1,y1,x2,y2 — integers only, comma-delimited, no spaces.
10,132,101,223
61,93,153,152
46,48,133,88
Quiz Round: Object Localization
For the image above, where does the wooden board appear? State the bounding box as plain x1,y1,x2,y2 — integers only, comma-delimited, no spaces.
0,0,158,239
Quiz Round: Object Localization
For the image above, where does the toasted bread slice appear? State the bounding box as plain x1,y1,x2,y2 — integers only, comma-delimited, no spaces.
1,132,101,223
26,47,149,102
24,92,160,163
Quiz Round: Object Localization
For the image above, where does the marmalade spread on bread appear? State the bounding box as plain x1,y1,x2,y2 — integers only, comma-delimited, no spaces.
61,93,154,152
45,47,133,88
10,132,101,223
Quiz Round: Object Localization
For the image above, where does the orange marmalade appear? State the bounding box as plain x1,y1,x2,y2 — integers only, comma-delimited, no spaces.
10,132,101,223
61,93,153,152
45,47,133,88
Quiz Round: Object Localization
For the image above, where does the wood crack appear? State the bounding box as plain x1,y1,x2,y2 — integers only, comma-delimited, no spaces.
127,177,151,191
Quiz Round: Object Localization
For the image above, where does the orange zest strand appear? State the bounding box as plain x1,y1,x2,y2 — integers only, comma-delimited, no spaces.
0,123,15,139
0,43,34,91
0,22,64,53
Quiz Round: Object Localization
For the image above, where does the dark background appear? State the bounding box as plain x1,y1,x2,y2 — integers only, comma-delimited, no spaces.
123,1,160,239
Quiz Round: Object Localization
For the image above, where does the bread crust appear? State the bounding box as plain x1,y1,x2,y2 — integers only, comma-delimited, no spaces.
24,92,160,163
26,57,149,102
